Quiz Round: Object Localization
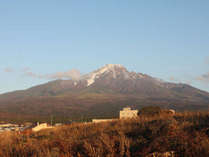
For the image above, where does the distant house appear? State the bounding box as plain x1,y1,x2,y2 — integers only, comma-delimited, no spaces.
120,107,138,119
32,122,53,132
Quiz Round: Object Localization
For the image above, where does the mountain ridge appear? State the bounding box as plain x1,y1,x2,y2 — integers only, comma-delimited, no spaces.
0,64,209,121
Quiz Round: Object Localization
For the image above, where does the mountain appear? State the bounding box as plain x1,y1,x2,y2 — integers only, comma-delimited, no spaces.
0,64,209,122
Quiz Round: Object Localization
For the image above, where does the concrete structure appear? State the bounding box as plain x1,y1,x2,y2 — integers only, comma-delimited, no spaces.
32,123,53,132
92,119,115,123
120,107,138,119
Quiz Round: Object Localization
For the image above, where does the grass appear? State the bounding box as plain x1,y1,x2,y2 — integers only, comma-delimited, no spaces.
1,112,209,156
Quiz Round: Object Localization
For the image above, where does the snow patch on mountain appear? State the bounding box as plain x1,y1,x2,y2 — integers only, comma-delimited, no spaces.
86,73,97,86
74,82,77,86
85,64,124,86
138,73,145,78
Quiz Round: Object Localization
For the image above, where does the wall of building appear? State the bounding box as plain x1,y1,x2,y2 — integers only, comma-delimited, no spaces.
120,107,138,119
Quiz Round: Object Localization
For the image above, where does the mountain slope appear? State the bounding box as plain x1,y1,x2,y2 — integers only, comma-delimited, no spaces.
0,64,209,121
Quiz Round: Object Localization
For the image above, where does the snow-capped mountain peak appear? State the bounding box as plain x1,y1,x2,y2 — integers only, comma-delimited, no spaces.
82,64,126,86
80,64,154,87
103,64,124,69
97,64,124,73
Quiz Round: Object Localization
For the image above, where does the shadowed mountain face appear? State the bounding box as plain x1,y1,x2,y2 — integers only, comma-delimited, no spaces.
0,64,209,121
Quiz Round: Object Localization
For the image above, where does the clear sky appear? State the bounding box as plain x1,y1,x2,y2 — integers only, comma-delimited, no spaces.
0,0,209,93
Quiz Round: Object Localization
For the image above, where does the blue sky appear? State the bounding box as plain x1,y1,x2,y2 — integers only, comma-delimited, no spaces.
0,0,209,93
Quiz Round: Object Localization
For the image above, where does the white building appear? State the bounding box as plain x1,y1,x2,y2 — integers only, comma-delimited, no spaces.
120,107,138,119
32,123,53,132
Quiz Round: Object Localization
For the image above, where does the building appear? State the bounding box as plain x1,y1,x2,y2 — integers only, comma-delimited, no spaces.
91,107,138,123
120,107,138,119
32,122,53,132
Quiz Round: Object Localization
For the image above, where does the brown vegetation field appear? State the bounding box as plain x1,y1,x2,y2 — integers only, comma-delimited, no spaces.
1,112,209,157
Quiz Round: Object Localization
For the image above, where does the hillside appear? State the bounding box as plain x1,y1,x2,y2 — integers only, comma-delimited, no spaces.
1,112,209,156
0,64,209,122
